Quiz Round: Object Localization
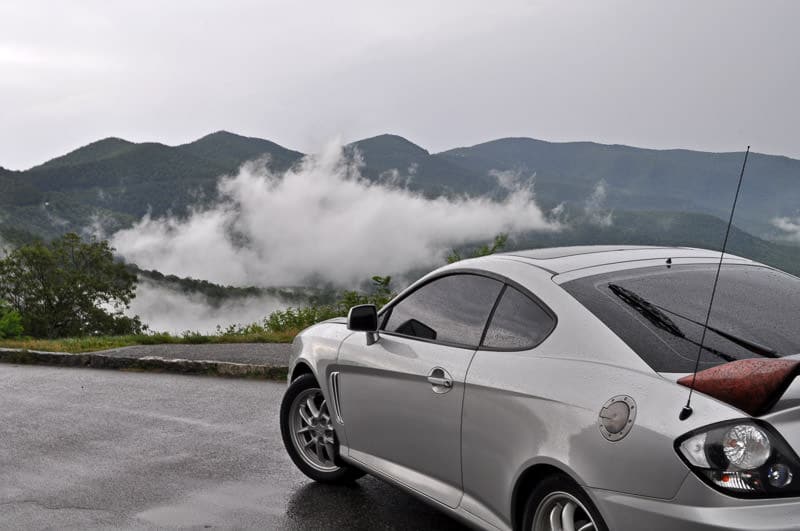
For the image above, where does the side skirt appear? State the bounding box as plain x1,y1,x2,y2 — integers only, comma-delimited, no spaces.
339,446,509,531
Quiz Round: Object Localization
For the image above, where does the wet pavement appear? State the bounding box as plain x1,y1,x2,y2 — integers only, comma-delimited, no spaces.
0,365,467,530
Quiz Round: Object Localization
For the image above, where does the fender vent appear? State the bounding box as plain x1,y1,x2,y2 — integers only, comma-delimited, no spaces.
329,372,344,424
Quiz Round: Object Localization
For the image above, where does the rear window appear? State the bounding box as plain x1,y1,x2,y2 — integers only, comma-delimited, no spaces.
562,264,800,373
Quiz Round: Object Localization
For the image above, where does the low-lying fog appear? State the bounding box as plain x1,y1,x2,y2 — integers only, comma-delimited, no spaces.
110,142,608,333
128,280,285,335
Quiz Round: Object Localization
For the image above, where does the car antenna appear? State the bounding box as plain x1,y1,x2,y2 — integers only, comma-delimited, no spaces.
679,146,751,421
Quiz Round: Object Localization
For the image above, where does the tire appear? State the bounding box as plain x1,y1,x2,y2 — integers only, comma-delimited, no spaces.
280,373,364,483
522,474,608,531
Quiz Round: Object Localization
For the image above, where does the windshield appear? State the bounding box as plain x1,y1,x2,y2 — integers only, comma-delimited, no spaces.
562,263,800,373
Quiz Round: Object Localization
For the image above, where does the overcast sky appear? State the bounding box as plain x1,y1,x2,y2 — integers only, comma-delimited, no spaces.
1,0,798,170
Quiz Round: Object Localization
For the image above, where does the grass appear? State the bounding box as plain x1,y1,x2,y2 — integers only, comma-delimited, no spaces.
0,329,298,354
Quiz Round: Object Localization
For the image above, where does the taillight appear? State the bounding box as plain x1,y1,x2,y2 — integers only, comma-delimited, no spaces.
676,420,800,498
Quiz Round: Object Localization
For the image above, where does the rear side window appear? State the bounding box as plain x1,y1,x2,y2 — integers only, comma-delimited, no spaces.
382,274,503,348
482,286,555,350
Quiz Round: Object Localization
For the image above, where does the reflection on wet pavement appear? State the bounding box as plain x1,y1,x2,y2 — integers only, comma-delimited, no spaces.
0,366,468,530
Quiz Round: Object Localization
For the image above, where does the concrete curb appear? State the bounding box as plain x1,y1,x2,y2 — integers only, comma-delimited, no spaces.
0,348,288,380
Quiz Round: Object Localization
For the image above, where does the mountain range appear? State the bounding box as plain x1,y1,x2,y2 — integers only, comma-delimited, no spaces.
2,131,800,277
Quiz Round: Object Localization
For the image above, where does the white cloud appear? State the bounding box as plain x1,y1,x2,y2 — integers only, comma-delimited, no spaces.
3,1,799,169
82,213,110,240
129,279,285,335
489,169,529,191
771,216,800,242
0,44,110,70
112,141,561,287
584,180,614,227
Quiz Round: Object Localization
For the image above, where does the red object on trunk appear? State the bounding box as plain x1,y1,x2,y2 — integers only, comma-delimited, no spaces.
678,359,800,416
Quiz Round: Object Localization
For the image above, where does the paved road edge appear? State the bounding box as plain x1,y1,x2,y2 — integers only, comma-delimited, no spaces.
0,348,289,380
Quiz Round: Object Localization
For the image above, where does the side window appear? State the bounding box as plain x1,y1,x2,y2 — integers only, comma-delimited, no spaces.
482,285,555,350
383,274,503,347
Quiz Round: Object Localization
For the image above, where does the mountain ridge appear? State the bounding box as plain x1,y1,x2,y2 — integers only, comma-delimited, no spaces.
32,137,138,171
1,130,799,243
17,132,800,172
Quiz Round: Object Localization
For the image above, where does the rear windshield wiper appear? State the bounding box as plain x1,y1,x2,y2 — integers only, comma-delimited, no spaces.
608,283,778,360
649,301,779,358
608,283,685,337
608,284,734,361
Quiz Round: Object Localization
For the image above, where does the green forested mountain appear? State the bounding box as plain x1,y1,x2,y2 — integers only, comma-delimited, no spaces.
0,131,304,239
348,134,496,197
1,131,799,248
177,131,303,172
440,138,800,236
33,138,139,170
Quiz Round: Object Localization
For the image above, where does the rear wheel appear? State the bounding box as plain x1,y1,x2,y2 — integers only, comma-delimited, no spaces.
522,475,607,531
280,373,364,483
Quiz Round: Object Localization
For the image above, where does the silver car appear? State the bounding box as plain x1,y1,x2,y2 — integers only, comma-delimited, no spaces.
279,246,800,530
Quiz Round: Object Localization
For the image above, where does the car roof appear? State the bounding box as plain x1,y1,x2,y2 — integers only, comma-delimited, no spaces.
496,245,754,275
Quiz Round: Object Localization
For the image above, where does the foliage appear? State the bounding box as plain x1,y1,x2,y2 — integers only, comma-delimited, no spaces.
263,275,395,333
0,328,295,353
0,268,392,345
0,233,142,338
0,300,23,339
447,233,508,263
0,225,41,249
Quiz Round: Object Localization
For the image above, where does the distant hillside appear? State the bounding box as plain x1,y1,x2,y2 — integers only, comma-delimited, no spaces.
0,131,303,239
33,138,138,170
1,130,799,246
130,264,329,307
178,131,303,172
347,134,495,197
510,210,800,277
441,138,800,235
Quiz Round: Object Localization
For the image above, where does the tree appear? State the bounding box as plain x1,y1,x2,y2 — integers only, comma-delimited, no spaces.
447,233,509,264
0,233,142,338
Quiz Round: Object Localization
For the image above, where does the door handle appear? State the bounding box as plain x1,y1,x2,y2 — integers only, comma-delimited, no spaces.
427,367,453,392
427,375,452,388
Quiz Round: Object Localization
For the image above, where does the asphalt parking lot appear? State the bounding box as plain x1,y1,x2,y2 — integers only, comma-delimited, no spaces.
0,365,466,530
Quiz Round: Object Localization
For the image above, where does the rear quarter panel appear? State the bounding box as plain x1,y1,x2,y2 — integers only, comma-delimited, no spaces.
459,258,742,527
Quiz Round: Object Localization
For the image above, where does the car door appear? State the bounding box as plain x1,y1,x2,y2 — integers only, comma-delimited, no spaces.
336,273,504,508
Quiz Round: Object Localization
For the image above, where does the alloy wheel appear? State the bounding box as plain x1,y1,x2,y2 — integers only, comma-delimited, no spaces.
532,491,597,531
289,388,339,472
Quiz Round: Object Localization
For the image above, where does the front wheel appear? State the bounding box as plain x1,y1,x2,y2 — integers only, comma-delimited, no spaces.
280,373,364,483
522,475,608,531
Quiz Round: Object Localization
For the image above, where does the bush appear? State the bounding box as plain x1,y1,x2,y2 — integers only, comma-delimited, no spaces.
447,233,508,263
264,275,395,333
208,275,398,336
0,300,23,339
265,306,340,333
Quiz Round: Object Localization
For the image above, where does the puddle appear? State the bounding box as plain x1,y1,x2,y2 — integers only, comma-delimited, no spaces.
135,481,285,528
